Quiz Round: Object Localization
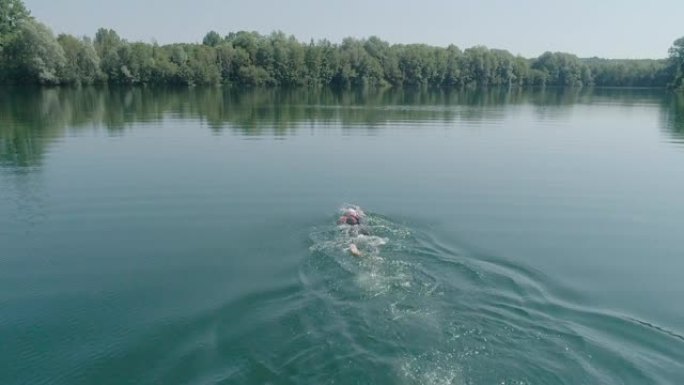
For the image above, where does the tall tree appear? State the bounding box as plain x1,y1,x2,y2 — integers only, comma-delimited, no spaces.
202,31,222,47
669,37,684,90
94,28,124,82
4,19,65,84
532,52,591,87
0,0,30,79
57,34,102,84
0,0,29,44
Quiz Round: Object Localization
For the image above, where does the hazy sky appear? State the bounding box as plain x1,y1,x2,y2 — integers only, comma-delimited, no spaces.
24,0,684,59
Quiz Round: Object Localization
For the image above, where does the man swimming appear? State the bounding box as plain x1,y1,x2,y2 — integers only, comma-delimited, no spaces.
337,208,362,226
337,207,365,256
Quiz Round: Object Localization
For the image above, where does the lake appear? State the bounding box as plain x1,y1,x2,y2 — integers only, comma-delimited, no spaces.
1,86,683,384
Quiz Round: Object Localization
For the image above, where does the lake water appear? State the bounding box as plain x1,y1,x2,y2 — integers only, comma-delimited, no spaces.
1,86,683,384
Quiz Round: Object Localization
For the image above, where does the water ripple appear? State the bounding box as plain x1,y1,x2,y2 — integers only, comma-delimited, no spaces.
290,209,684,384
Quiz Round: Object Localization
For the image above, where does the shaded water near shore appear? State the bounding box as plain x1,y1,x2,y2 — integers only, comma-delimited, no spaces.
1,86,684,384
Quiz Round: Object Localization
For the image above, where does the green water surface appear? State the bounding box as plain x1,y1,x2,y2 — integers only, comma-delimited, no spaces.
1,87,683,384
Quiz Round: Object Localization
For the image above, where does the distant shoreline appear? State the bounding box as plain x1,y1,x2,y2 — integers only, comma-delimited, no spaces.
1,1,683,90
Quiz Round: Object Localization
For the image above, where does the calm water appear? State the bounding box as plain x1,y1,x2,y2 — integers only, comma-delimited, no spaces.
1,87,684,384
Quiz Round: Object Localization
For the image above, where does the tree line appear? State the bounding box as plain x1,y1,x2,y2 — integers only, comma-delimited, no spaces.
1,0,683,89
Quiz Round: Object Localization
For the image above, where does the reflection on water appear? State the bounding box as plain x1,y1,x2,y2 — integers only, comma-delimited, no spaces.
2,86,683,170
662,93,684,144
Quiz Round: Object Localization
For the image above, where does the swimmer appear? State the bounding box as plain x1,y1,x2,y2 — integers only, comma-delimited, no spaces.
337,207,366,257
337,208,363,226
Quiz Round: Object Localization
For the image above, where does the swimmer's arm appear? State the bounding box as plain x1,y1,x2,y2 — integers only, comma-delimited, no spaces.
349,243,362,257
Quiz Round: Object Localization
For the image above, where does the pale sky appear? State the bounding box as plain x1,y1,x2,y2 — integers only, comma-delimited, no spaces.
24,0,684,59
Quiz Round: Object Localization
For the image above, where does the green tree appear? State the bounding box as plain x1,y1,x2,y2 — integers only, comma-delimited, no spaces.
148,43,179,83
94,28,124,82
202,31,222,47
532,52,591,87
312,39,339,85
94,28,121,58
0,0,680,90
117,42,156,83
3,19,65,84
462,46,496,86
396,44,433,86
226,31,261,62
216,43,236,83
0,0,30,80
669,37,684,90
185,44,221,85
269,32,307,86
442,45,462,87
0,0,29,47
57,34,102,84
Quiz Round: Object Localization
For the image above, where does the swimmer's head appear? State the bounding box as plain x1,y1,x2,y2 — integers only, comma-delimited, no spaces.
346,215,359,225
338,206,365,225
338,215,359,225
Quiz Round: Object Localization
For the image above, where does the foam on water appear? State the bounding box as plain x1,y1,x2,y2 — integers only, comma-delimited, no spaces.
399,352,466,385
308,207,429,298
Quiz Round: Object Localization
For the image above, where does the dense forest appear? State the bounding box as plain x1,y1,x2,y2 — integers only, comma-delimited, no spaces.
1,0,683,89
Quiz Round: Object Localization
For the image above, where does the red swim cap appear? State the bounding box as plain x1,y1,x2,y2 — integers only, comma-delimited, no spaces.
338,215,359,225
